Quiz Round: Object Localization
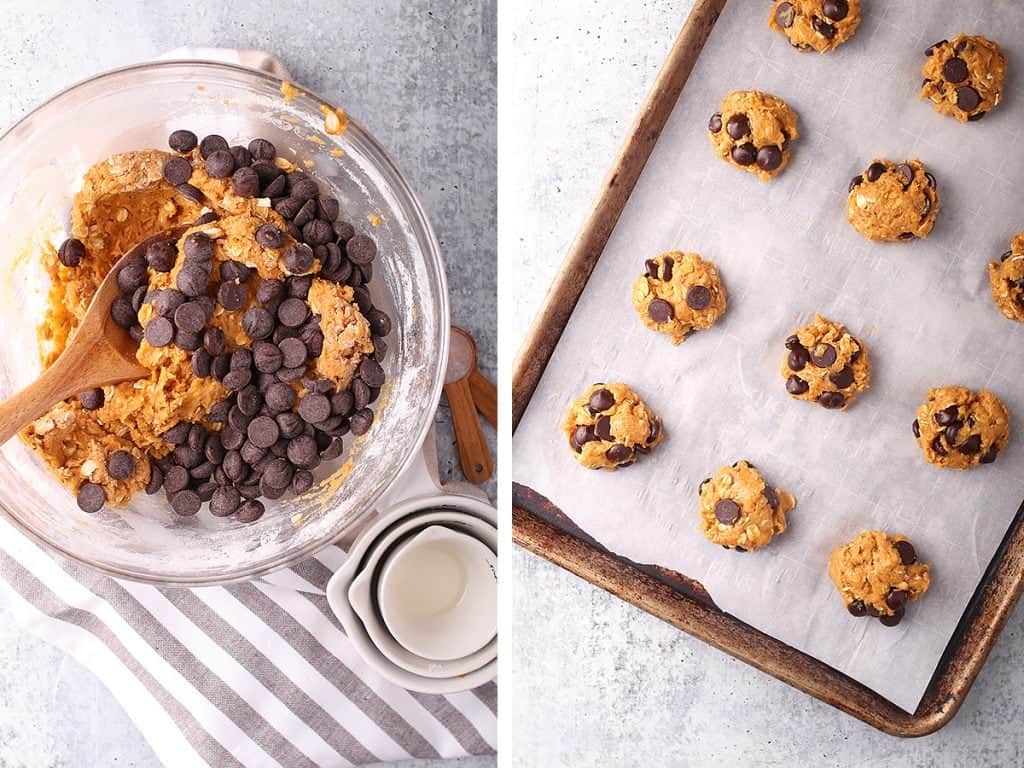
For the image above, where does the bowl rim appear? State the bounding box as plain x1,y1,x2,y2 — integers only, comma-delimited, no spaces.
0,59,450,586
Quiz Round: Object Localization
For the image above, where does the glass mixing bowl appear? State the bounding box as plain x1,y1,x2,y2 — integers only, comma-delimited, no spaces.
0,62,449,585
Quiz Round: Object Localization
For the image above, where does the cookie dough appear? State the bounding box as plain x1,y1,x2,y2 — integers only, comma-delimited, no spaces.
769,0,861,53
708,91,799,181
21,132,388,515
913,386,1010,469
988,232,1024,323
563,383,663,470
920,35,1006,123
846,159,939,243
781,314,870,410
698,460,795,552
828,531,932,626
631,252,727,343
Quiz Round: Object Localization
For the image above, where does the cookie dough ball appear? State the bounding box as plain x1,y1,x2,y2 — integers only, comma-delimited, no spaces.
698,460,795,552
631,252,727,344
828,531,931,626
988,232,1024,323
781,314,870,410
769,0,862,53
913,386,1010,469
846,160,939,242
708,91,799,181
563,383,664,470
920,35,1006,123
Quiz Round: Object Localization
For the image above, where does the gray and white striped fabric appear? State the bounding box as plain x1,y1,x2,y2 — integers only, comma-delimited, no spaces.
0,517,496,767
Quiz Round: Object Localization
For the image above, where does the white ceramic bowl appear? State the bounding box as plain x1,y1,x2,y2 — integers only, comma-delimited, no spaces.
326,494,496,692
347,512,497,678
378,525,497,661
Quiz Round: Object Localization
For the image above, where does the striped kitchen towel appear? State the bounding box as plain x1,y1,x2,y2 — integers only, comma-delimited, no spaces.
0,518,497,767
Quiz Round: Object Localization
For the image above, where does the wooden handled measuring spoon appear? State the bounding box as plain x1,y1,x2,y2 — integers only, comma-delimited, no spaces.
444,326,494,484
0,227,188,445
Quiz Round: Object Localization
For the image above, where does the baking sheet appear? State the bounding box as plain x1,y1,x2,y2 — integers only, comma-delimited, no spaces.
513,0,1024,713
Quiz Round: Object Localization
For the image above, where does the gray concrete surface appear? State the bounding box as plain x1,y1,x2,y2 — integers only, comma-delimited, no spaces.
505,1,1024,766
0,0,495,766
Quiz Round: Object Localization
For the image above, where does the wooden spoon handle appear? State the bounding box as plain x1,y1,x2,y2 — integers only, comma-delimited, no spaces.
0,354,82,445
445,378,494,484
468,368,497,428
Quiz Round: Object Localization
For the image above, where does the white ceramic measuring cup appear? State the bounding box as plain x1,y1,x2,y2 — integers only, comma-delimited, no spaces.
376,524,497,661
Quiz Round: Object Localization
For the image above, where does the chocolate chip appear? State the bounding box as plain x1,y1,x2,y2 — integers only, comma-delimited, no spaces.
283,243,315,274
58,238,86,267
912,419,920,438
76,482,106,513
277,297,309,327
942,57,969,84
174,302,207,333
79,388,105,411
278,337,307,369
588,388,614,414
757,145,783,172
886,588,909,611
170,490,201,517
250,340,281,373
879,608,904,627
143,241,176,274
866,162,886,182
217,281,248,311
784,335,802,350
103,450,134,481
367,308,392,338
934,405,959,426
242,307,275,340
163,156,192,185
980,445,1000,464
812,16,836,39
223,368,253,392
236,499,265,523
714,499,741,525
299,219,331,247
289,470,313,496
289,177,318,201
957,434,982,454
246,415,280,449
349,408,373,436
956,86,981,113
775,1,795,28
231,166,260,197
967,111,987,122
116,257,148,294
176,264,210,298
570,425,596,452
191,348,212,378
236,385,263,417
726,114,750,140
591,415,612,442
256,224,286,249
265,382,297,413
248,137,276,160
204,149,235,179
809,343,836,368
829,366,855,389
208,486,239,518
708,112,723,133
284,434,319,469
168,129,197,152
334,221,356,243
605,444,633,464
731,143,757,166
319,436,346,460
848,175,863,192
925,40,947,57
894,539,917,565
110,297,136,330
685,285,712,311
786,375,809,395
199,134,228,159
347,234,377,265
647,298,674,323
299,393,332,424
358,358,385,388
931,435,948,456
788,346,809,371
144,316,174,347
894,163,914,187
818,392,845,409
847,599,867,617
763,485,779,510
229,144,252,168
822,0,848,20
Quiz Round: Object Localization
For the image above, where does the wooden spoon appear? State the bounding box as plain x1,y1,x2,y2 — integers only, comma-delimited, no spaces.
444,326,494,484
0,227,187,445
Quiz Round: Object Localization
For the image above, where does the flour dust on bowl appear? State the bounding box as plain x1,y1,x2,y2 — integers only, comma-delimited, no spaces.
0,62,448,585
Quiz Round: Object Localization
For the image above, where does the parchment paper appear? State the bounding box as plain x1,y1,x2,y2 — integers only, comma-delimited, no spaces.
513,0,1024,713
